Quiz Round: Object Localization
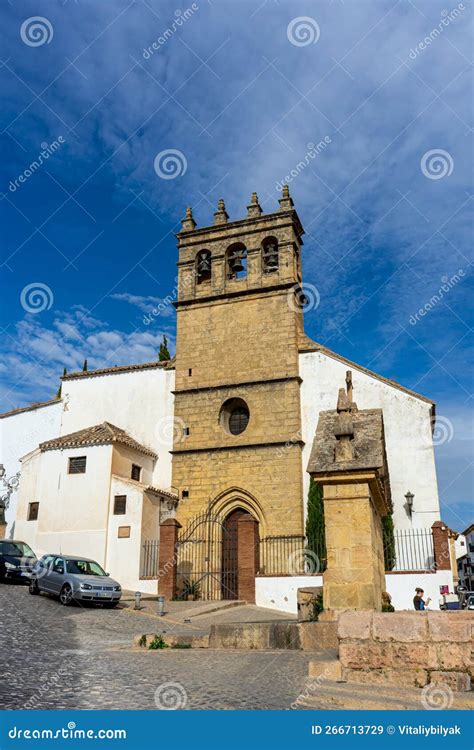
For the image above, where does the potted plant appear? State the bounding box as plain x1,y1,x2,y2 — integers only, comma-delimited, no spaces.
183,578,201,601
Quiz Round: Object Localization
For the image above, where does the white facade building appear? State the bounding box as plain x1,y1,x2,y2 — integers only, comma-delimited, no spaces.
0,343,446,600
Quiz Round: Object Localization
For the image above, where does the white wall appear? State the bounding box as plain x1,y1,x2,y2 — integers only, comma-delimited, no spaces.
15,444,113,564
255,575,323,614
106,475,158,594
255,571,453,615
0,401,63,537
299,351,440,530
61,367,175,491
385,571,454,611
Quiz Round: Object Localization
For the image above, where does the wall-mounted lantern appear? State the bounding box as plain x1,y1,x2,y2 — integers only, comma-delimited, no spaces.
404,491,415,518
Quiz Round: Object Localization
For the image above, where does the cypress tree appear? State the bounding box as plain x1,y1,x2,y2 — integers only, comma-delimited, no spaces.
158,335,170,361
306,478,327,572
82,358,88,372
55,367,67,399
383,514,396,571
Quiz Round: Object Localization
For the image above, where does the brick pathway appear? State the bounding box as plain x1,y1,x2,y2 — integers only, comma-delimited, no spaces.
0,583,313,710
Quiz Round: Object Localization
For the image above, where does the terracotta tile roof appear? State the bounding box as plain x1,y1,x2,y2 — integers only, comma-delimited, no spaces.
146,486,179,502
62,359,174,381
40,422,157,458
298,333,434,406
0,398,60,420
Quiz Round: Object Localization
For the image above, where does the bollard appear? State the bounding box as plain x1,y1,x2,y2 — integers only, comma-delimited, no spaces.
134,591,142,610
157,595,165,616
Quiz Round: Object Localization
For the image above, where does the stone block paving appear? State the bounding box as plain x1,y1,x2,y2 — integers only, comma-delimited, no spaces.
0,584,313,710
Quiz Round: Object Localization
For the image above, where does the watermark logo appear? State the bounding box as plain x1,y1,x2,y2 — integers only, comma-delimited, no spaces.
154,149,187,180
287,17,320,47
421,683,454,710
287,282,320,313
143,4,199,59
431,415,454,447
8,137,65,193
421,149,454,180
276,138,332,191
154,681,188,710
409,269,465,325
288,549,321,575
20,283,54,314
20,17,54,47
154,416,187,445
409,3,466,59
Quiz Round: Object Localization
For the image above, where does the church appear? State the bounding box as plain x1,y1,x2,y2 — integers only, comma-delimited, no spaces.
1,187,450,611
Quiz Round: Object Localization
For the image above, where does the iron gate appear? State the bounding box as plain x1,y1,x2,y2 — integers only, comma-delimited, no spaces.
175,509,232,601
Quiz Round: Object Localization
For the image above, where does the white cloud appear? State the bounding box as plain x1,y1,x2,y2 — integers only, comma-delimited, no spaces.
0,307,174,413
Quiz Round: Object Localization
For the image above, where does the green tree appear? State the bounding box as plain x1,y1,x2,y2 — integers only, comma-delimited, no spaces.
158,335,170,361
82,358,88,372
306,478,327,572
56,367,67,399
382,514,396,571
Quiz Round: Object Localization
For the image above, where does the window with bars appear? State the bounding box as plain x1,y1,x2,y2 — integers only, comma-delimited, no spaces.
131,464,142,482
114,496,127,515
68,456,87,474
229,407,249,435
27,502,39,521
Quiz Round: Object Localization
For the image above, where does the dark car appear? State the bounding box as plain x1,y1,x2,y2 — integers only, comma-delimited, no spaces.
0,540,37,582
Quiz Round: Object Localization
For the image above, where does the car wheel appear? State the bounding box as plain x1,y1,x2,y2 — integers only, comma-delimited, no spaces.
59,584,74,606
103,601,119,608
29,579,39,595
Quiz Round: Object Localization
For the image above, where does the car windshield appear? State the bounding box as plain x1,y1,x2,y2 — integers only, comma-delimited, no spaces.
0,541,34,558
65,560,106,576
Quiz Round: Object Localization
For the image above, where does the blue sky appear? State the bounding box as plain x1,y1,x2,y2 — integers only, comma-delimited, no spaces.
0,0,472,530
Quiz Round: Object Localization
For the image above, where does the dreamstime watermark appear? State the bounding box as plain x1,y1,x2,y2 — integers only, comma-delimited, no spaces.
20,283,54,314
276,428,302,458
420,149,454,180
8,723,126,740
154,149,187,180
275,138,332,191
154,681,188,710
287,16,320,47
154,415,187,445
430,415,454,448
291,668,330,709
409,4,466,59
143,274,192,323
288,548,321,575
20,16,54,46
287,282,320,313
143,5,199,59
421,683,454,710
23,667,69,710
8,137,65,193
409,269,465,325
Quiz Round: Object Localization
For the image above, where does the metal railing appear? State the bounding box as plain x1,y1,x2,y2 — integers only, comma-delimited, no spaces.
259,535,323,576
387,528,435,571
140,539,159,579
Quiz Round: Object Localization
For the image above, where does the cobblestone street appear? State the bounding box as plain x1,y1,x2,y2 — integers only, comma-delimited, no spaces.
0,584,314,710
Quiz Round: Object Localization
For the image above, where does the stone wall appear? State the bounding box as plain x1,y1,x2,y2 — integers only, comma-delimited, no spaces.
338,610,473,691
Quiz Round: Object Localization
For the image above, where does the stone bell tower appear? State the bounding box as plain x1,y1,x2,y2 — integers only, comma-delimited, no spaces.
171,187,306,541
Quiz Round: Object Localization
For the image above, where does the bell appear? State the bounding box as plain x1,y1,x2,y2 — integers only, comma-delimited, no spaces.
263,243,278,269
197,256,211,275
229,252,244,274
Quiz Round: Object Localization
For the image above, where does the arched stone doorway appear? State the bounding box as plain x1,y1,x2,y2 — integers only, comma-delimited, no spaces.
221,508,259,601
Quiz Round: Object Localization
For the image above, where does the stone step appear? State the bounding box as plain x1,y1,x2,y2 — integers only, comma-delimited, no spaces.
296,678,474,710
209,620,338,650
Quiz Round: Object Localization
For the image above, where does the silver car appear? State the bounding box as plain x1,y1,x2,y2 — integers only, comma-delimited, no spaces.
29,554,122,607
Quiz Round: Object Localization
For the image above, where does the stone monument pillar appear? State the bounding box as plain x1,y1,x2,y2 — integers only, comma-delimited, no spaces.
307,373,392,612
